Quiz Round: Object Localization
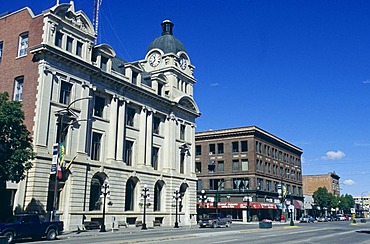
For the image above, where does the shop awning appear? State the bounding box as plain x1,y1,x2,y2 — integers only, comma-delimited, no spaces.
198,202,277,209
293,200,304,210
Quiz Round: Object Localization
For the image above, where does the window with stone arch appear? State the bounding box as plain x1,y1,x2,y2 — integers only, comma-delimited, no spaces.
125,177,139,211
89,173,106,211
154,181,165,211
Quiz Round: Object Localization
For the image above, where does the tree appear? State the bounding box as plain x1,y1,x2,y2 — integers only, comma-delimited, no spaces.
313,187,332,214
0,92,33,188
339,194,355,214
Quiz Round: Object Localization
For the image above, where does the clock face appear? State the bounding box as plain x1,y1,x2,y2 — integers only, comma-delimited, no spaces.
149,53,161,67
179,57,187,70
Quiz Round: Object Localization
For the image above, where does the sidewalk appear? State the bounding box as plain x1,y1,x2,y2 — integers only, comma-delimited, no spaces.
60,220,291,239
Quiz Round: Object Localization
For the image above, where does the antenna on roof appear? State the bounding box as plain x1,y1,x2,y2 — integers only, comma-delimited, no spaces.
93,0,102,44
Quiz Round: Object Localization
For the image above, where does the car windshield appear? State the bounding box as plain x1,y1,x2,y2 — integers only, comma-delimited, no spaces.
4,216,22,224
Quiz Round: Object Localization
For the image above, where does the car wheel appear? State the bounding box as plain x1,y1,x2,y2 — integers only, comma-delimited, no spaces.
46,228,57,240
3,231,14,244
226,222,230,228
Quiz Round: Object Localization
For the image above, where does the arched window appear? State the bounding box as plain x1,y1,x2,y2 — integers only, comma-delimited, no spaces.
125,177,138,211
89,173,105,211
154,181,164,211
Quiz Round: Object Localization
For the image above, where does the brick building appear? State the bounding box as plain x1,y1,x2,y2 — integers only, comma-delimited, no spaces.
0,2,200,230
195,126,303,221
302,172,341,196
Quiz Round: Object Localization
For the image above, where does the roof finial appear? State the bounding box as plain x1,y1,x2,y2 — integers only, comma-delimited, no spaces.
161,20,174,35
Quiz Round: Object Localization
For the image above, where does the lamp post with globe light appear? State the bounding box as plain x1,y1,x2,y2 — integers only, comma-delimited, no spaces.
141,185,150,230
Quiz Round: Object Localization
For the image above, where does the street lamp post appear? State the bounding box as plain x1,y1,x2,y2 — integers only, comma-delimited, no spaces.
141,185,150,230
290,194,294,226
100,180,110,232
51,96,92,221
173,190,181,228
200,190,207,207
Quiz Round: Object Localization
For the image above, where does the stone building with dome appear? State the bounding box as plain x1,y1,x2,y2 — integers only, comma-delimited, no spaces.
0,2,200,230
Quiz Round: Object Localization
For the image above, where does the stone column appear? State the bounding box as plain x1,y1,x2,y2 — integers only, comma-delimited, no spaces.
136,106,148,166
106,96,118,162
116,99,126,163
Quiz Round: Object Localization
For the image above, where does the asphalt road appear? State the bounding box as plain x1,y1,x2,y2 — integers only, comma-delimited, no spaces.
17,220,370,244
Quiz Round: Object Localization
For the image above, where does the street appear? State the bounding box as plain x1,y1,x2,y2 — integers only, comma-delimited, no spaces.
16,220,370,244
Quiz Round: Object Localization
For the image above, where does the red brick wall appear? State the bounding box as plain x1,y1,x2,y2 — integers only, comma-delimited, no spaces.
0,8,44,134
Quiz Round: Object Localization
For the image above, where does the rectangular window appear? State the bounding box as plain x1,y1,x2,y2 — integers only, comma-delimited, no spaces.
59,81,72,105
266,180,271,191
157,83,163,96
18,33,28,57
209,144,215,155
217,161,224,172
0,41,3,63
55,31,63,48
233,178,249,191
241,141,248,152
197,180,202,192
195,162,201,173
126,107,136,126
124,140,133,166
153,116,161,134
101,56,108,71
257,178,263,190
180,124,185,140
180,152,185,174
91,132,102,161
76,41,83,56
93,95,105,117
195,145,201,156
232,141,239,152
210,179,224,191
217,143,224,154
66,36,73,52
208,160,215,173
232,160,239,171
241,159,249,171
13,76,24,101
132,72,138,85
152,147,159,170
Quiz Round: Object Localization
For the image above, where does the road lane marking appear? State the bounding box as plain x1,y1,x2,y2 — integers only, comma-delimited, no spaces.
214,239,240,243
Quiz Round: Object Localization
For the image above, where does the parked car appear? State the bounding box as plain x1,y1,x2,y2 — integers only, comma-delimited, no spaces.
198,213,232,228
326,216,335,221
0,214,63,244
317,216,328,222
300,215,315,223
336,214,346,221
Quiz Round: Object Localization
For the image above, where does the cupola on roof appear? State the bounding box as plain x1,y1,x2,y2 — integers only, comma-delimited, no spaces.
147,20,186,54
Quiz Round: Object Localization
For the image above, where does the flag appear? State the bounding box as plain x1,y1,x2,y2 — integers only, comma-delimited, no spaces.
57,163,62,180
59,142,65,167
66,155,78,170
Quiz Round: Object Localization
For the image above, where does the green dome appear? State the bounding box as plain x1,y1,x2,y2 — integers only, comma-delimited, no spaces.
147,20,186,54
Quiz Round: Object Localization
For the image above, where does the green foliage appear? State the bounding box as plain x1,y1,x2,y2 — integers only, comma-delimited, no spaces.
313,187,330,208
338,194,355,213
313,187,355,214
0,92,34,187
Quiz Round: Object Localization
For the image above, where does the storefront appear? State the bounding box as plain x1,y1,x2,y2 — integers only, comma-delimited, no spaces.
197,201,278,222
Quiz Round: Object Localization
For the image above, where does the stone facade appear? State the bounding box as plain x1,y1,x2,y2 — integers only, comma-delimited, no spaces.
0,3,200,230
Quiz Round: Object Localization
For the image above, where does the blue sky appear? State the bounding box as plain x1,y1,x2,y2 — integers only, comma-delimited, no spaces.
2,0,370,197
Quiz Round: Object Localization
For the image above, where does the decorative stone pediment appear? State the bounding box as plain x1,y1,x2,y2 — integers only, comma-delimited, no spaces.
175,96,200,114
50,3,95,36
